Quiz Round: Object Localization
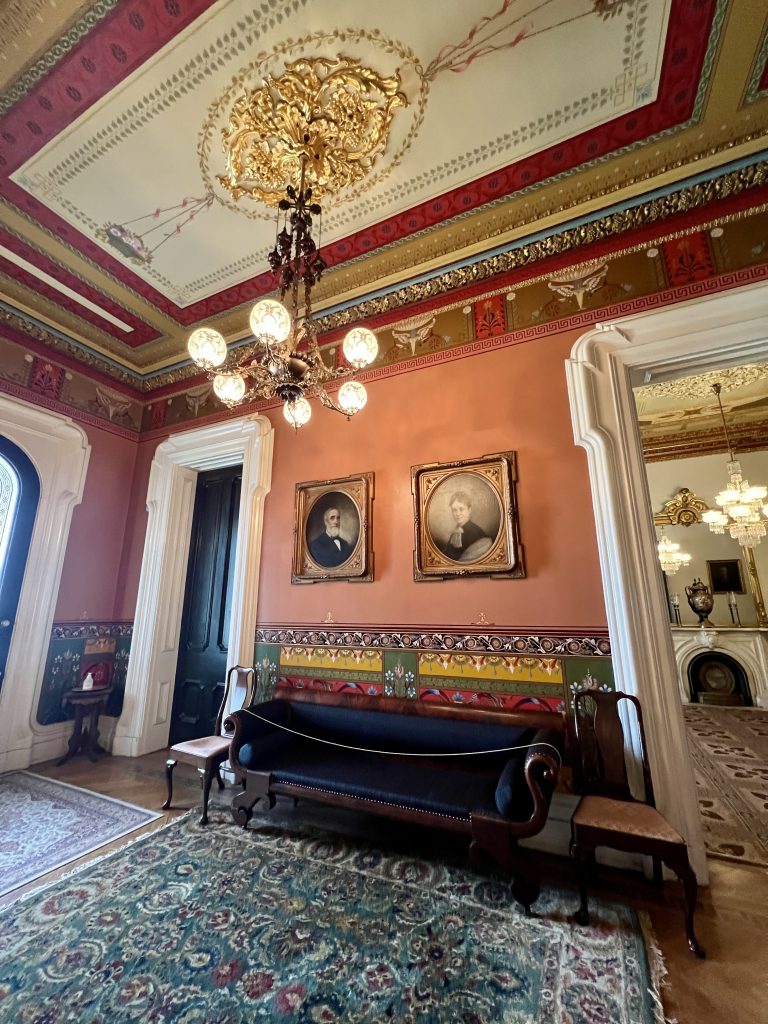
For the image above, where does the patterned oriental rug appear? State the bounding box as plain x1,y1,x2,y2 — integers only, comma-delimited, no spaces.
0,771,160,897
683,704,768,867
0,812,667,1024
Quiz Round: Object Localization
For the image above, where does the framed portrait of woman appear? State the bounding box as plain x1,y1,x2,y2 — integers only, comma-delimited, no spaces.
292,472,374,583
411,452,524,580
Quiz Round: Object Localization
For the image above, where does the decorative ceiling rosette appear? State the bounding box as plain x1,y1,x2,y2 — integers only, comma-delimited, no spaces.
218,56,408,206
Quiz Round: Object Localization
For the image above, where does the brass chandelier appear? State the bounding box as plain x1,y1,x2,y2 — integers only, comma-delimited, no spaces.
187,167,377,428
186,56,410,428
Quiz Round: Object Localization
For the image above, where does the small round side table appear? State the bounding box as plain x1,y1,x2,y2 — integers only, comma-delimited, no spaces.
57,686,114,765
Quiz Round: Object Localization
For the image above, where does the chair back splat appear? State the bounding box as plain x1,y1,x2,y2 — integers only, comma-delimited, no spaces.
573,690,655,805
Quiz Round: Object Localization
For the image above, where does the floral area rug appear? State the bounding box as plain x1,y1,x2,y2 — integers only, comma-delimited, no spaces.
0,771,160,897
683,704,768,867
0,810,664,1023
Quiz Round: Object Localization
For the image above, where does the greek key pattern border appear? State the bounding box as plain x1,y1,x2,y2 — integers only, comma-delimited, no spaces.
256,626,611,658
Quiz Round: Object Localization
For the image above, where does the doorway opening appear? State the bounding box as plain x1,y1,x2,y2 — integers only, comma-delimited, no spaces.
169,465,242,746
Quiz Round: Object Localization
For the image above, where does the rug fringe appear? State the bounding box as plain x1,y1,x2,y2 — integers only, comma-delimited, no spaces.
638,910,676,1024
5,810,194,908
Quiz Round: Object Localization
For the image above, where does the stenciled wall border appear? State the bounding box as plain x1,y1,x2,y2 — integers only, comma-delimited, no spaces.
255,625,611,657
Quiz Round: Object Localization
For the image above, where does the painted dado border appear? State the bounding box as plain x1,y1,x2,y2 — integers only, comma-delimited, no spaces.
51,620,133,639
256,626,611,657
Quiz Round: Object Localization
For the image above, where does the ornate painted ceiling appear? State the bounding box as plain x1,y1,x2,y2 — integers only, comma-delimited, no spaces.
0,0,767,437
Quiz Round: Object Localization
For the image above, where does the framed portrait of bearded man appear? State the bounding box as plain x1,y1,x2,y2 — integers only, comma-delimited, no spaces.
292,472,374,583
411,452,524,581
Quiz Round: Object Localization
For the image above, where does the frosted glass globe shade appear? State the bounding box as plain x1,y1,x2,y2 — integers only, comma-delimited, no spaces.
283,396,312,428
342,327,378,368
249,299,291,343
187,327,227,369
337,380,367,416
213,373,247,406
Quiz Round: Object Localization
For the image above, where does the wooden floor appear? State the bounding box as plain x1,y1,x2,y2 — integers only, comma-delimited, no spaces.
6,751,768,1023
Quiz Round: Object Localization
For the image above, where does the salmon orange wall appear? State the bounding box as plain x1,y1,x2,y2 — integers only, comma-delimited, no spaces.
54,422,139,620
257,328,607,630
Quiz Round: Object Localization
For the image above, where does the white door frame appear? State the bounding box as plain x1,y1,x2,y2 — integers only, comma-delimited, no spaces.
0,395,90,771
113,414,274,757
566,279,768,882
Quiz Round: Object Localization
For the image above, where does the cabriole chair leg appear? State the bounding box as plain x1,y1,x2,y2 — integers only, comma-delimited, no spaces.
162,758,176,810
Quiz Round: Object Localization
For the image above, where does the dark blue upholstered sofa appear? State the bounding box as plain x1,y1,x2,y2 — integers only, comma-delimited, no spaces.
225,689,565,914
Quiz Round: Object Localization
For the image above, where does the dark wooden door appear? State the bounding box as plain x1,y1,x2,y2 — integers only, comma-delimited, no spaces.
0,436,40,689
169,465,241,745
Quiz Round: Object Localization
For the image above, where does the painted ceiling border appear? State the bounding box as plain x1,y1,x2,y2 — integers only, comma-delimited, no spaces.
0,0,720,326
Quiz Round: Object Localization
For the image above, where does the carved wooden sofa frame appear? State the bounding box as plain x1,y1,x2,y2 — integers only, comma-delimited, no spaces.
224,689,565,915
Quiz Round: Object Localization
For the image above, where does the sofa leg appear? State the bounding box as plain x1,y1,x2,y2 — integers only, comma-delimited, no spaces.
511,859,541,917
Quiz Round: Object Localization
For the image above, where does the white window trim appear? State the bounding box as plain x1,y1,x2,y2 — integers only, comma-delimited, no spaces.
0,395,90,771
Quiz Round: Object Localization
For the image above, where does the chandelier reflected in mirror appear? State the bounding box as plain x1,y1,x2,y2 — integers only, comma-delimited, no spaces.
701,383,768,547
656,529,691,576
187,56,410,428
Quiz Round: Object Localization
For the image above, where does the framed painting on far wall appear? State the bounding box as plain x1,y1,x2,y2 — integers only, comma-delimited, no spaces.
292,472,374,583
706,558,745,594
411,452,525,580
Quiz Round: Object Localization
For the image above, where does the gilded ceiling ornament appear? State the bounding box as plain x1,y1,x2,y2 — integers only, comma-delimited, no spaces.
218,57,408,206
653,488,711,528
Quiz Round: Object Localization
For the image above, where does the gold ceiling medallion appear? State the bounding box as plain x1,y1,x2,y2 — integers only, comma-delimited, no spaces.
218,57,408,206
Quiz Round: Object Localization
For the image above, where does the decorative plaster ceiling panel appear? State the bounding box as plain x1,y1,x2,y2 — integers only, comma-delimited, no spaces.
11,0,669,306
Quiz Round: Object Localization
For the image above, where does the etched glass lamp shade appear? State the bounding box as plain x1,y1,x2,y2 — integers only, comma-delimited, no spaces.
249,299,292,344
283,396,313,428
187,327,227,369
342,327,378,368
213,373,247,407
337,380,368,416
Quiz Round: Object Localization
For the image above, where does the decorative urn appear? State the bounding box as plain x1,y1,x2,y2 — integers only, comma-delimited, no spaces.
685,578,715,627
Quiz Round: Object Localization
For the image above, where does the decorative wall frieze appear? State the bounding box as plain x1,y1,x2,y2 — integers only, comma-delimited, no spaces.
314,162,768,334
255,625,611,657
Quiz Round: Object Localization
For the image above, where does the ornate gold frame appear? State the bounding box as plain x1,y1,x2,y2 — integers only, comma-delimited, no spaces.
411,452,524,581
292,472,374,584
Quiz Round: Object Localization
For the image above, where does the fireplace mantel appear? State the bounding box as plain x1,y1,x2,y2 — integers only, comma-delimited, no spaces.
670,626,768,708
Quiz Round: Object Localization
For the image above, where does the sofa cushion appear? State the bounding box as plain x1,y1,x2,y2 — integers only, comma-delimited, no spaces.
286,702,533,767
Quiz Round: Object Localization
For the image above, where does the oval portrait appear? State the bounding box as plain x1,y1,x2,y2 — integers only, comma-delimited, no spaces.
305,490,360,569
426,472,502,564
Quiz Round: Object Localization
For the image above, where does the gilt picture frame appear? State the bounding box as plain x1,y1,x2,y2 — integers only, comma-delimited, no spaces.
411,452,525,581
292,472,374,583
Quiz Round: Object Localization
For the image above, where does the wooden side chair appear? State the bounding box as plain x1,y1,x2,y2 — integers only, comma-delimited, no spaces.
162,664,254,825
570,689,705,958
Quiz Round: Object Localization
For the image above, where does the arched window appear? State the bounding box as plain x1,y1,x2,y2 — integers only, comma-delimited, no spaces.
0,456,20,581
0,436,40,689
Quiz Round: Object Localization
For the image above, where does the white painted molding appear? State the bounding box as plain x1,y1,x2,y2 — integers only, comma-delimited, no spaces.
567,280,768,883
0,395,90,771
113,415,273,757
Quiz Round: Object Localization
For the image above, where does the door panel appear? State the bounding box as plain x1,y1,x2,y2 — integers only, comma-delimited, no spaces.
169,465,241,745
0,436,40,688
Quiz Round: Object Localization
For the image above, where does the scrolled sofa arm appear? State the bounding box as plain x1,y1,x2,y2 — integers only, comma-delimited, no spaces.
223,699,291,774
494,727,563,838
